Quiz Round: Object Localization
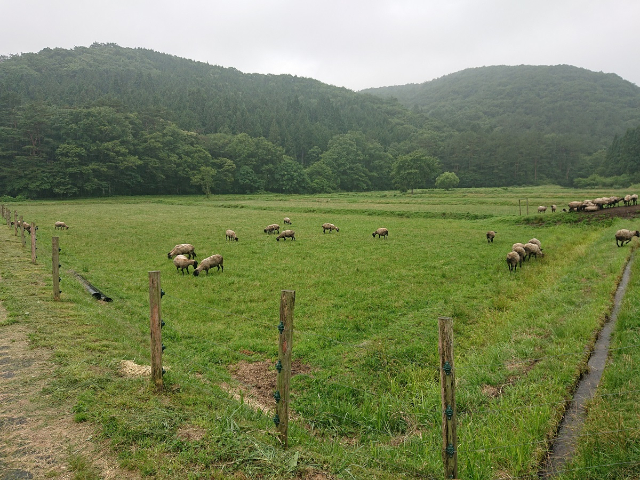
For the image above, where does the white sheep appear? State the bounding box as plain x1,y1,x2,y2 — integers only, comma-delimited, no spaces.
524,242,544,260
632,194,638,206
173,255,198,275
264,224,280,234
54,221,69,230
322,223,339,233
168,244,196,259
372,227,389,239
512,242,526,251
486,231,496,243
513,245,526,264
276,230,295,241
615,229,640,247
506,251,521,272
537,206,547,214
193,254,223,276
225,229,238,241
284,217,292,225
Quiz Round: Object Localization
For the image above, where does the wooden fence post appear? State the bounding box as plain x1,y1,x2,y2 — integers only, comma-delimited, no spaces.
14,211,17,235
52,237,60,301
439,316,458,479
149,271,163,392
30,223,36,264
20,215,25,246
275,289,295,448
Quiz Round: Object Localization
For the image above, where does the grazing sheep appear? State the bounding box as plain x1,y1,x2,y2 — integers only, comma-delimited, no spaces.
284,217,292,225
528,238,542,249
615,229,640,247
506,251,521,272
513,245,526,264
551,205,557,213
632,194,638,206
524,242,544,260
372,227,389,239
276,229,296,241
537,206,547,214
193,254,223,276
264,224,280,234
512,242,526,251
173,254,198,275
486,231,496,243
567,201,583,212
322,223,340,233
54,221,69,230
167,243,196,259
225,229,238,241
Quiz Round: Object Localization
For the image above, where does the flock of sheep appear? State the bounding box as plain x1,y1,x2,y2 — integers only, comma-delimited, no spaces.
167,217,390,277
534,193,639,214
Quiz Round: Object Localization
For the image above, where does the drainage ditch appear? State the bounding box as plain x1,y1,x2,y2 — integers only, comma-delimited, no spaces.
540,254,634,477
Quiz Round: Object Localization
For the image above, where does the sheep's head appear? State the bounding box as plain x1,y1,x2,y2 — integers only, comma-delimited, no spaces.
167,252,172,259
335,227,339,232
193,269,200,276
635,231,640,237
276,237,280,241
372,232,376,237
234,237,238,241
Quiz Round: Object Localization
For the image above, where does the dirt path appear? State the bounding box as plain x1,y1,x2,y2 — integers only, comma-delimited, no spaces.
0,298,138,479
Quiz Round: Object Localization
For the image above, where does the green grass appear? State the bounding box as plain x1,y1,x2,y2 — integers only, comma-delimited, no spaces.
1,186,638,478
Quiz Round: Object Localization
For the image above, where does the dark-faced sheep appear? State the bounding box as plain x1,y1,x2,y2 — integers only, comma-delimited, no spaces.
284,217,292,225
193,254,223,276
225,229,238,241
486,231,496,243
551,205,557,213
528,238,542,249
322,223,339,233
173,254,198,275
54,221,69,230
168,244,196,259
372,227,389,239
632,194,638,206
537,206,547,214
615,229,640,247
507,251,520,272
264,224,280,234
524,242,543,260
276,230,295,241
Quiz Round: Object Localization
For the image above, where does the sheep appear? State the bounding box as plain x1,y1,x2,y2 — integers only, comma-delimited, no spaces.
264,224,280,234
167,243,196,259
513,245,526,264
283,217,292,225
512,242,526,251
486,231,496,243
551,205,557,213
537,206,547,214
615,229,640,247
372,227,389,239
524,242,544,260
225,229,238,241
506,251,521,272
276,229,295,241
193,254,223,276
568,201,583,212
322,223,340,233
173,254,198,275
54,221,69,230
584,204,599,212
528,238,542,249
632,194,638,206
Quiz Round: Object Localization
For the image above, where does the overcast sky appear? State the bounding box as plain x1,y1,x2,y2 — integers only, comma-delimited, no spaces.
1,0,638,91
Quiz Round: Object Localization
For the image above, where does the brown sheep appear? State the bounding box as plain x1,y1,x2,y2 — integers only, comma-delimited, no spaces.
486,231,496,243
276,230,295,241
54,221,69,230
372,227,389,239
193,254,223,276
225,229,238,241
615,229,640,247
322,223,339,233
168,244,196,259
506,251,520,272
173,255,198,275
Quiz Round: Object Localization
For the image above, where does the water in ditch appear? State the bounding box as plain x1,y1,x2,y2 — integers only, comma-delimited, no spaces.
540,254,634,477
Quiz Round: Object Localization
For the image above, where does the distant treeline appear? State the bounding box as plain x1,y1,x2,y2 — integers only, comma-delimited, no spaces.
1,44,640,198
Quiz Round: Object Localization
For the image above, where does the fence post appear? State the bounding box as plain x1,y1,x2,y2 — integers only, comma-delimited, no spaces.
149,271,163,392
20,216,25,246
526,198,529,216
439,316,458,479
30,223,36,264
14,211,17,235
52,237,60,301
275,289,295,448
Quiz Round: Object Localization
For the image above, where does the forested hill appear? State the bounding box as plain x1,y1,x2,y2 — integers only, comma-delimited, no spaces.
2,44,640,198
361,65,640,149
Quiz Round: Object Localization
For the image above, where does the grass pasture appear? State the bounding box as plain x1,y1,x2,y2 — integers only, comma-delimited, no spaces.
1,187,639,479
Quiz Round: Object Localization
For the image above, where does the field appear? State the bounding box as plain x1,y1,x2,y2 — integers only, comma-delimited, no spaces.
1,186,639,479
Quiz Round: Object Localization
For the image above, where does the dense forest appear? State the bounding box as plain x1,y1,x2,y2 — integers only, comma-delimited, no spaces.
1,44,640,198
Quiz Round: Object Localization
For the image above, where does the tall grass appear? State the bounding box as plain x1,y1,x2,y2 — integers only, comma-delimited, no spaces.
2,186,637,478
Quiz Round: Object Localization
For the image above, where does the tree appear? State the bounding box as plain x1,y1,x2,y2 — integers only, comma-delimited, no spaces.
392,151,441,193
435,171,460,190
191,166,217,197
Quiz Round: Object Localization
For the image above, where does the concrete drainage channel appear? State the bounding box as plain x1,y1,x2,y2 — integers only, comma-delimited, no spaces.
540,254,634,477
